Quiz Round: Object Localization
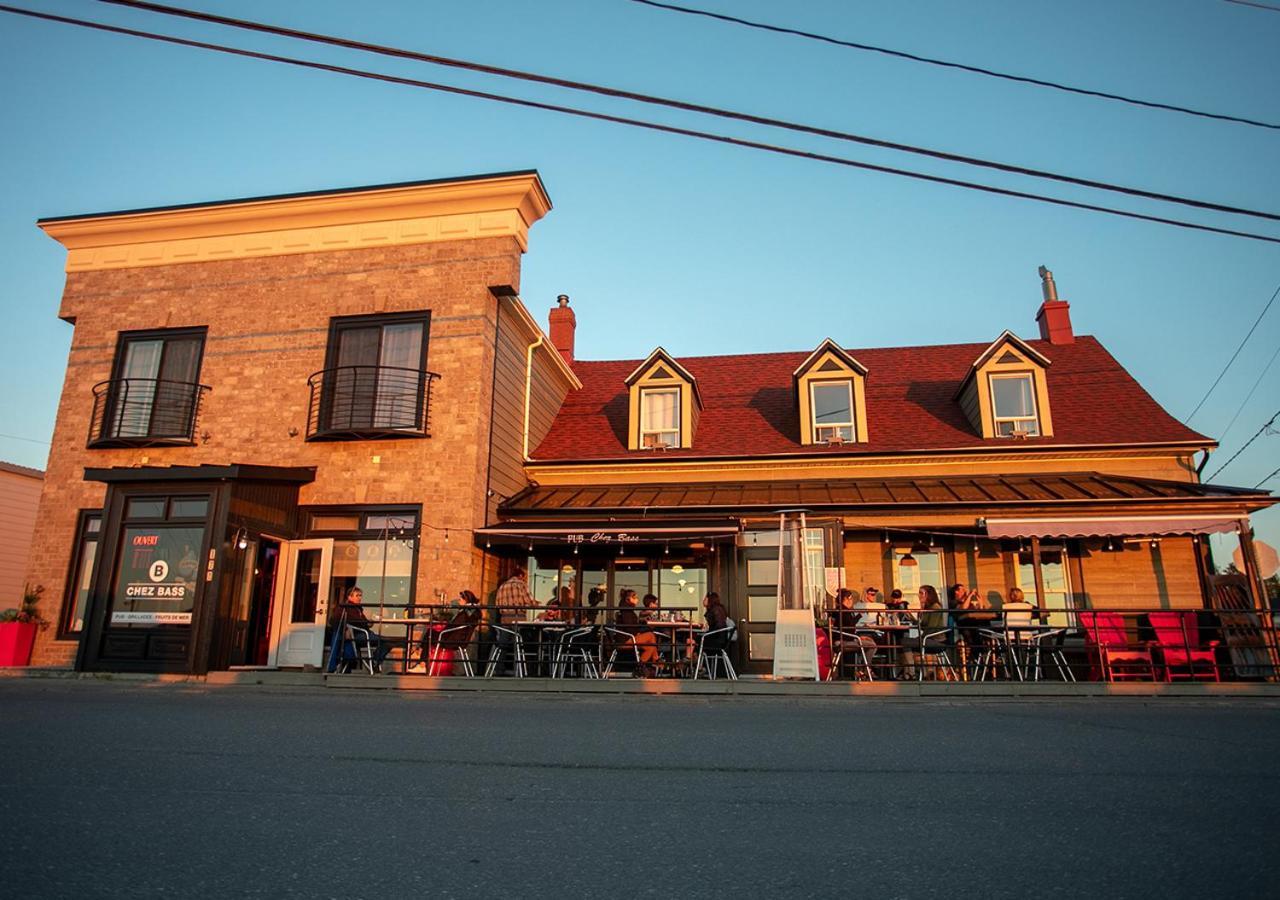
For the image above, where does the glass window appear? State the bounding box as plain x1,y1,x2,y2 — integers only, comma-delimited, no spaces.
329,536,416,618
658,560,706,623
324,313,429,432
1017,545,1072,626
365,513,417,532
990,373,1040,436
309,514,362,532
125,498,166,520
108,525,205,626
893,548,945,600
107,330,206,440
811,381,855,442
169,497,208,519
62,512,102,635
528,554,564,609
640,388,680,448
613,558,651,609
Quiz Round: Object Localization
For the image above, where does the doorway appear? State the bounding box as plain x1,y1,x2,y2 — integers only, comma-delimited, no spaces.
269,539,334,668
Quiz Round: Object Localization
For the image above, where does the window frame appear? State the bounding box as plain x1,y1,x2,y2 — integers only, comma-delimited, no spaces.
59,509,103,638
300,504,421,616
98,326,209,445
809,379,856,443
988,372,1041,437
639,386,681,448
316,311,432,439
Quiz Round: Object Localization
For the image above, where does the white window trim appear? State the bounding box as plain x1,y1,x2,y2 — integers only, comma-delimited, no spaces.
989,373,1040,437
640,386,680,448
809,380,856,443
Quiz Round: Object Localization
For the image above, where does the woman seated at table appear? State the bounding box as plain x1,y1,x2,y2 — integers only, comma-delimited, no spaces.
1000,587,1036,630
418,589,482,672
615,589,661,675
536,599,564,622
583,585,606,625
951,582,995,664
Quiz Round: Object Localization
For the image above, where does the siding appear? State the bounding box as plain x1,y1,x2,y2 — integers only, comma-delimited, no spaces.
0,468,44,605
1077,536,1202,609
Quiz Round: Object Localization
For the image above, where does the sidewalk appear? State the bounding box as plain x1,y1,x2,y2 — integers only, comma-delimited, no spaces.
6,665,1280,698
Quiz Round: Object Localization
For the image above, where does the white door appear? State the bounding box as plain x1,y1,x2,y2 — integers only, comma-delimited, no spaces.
269,539,334,668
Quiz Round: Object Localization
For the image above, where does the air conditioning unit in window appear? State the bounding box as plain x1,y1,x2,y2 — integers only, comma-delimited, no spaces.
1008,428,1031,440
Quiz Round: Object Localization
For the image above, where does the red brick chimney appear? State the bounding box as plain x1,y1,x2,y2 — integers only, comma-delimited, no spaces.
1035,265,1074,345
549,294,576,363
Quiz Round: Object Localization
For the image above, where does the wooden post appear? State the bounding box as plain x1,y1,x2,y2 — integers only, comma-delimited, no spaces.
1030,536,1048,620
1237,520,1269,612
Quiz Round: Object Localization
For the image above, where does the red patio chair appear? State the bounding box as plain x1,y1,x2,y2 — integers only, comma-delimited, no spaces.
1079,612,1156,682
1147,612,1220,682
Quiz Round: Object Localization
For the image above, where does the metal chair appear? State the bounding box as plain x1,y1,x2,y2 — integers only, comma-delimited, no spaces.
829,629,874,681
916,627,958,682
552,626,599,678
484,624,527,678
602,627,641,677
339,623,378,674
693,625,738,681
429,623,476,677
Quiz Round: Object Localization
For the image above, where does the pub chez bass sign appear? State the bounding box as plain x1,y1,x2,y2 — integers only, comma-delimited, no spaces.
565,532,643,545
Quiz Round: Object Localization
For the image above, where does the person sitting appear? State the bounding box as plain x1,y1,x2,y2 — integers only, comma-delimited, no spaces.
701,591,731,649
951,582,995,675
614,589,661,676
536,599,563,622
913,584,954,680
340,586,393,672
583,585,607,625
417,589,482,674
1002,587,1035,628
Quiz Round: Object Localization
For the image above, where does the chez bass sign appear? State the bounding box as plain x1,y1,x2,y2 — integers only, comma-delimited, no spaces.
565,532,643,545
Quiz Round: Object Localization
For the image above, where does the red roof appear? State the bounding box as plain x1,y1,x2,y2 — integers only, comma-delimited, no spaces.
530,335,1209,462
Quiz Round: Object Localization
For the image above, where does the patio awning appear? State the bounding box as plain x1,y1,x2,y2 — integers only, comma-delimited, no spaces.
475,522,740,544
984,514,1243,539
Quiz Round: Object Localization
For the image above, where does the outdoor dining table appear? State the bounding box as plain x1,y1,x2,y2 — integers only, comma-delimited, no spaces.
641,619,704,676
513,620,572,675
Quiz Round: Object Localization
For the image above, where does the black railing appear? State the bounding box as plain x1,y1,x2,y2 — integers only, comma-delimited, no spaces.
88,378,210,448
306,365,439,440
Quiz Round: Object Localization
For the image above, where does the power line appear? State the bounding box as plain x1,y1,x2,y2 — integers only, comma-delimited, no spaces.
630,0,1280,131
5,4,1280,247
1206,408,1280,482
1186,281,1280,422
96,0,1280,224
1218,342,1280,442
1224,0,1280,13
1255,464,1280,490
0,432,50,444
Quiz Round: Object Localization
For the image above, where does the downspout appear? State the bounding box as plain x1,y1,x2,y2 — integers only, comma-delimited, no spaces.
523,334,544,461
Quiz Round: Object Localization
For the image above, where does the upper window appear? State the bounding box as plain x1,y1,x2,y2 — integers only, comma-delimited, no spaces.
90,328,208,447
640,387,680,448
990,373,1040,436
310,312,434,439
810,381,855,443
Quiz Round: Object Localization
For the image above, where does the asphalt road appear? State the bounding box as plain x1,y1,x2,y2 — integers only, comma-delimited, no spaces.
1,681,1278,899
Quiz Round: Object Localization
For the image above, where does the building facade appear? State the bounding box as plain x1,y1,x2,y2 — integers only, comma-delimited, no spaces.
23,170,1277,676
0,461,44,608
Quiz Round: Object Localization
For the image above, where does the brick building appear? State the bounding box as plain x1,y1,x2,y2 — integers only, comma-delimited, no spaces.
22,169,1278,677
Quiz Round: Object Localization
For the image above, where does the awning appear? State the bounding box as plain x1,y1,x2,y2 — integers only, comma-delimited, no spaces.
984,515,1243,539
475,522,740,545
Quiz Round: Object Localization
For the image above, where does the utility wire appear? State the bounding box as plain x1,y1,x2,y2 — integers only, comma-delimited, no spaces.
1255,464,1280,490
630,0,1280,131
1206,409,1280,482
5,4,1280,247
0,432,50,445
1186,281,1280,422
1224,0,1280,13
96,0,1280,224
1218,342,1280,442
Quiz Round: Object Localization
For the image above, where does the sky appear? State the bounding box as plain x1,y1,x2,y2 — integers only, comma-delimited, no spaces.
0,0,1277,566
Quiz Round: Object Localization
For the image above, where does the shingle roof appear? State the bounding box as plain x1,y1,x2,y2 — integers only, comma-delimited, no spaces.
529,335,1209,462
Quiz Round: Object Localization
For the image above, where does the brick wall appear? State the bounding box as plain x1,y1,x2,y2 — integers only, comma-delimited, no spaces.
26,236,522,666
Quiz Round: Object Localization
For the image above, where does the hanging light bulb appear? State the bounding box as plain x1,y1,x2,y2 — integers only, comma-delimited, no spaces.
573,544,579,555
444,529,449,543
664,542,670,556
882,531,890,544
486,538,491,549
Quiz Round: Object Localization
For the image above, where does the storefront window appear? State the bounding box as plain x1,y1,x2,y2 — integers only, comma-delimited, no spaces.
613,558,650,607
1018,545,1072,625
893,548,945,600
61,512,101,635
658,560,706,623
109,524,204,626
529,555,563,608
330,537,415,616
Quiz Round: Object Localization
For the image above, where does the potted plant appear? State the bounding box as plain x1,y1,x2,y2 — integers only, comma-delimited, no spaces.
0,584,48,667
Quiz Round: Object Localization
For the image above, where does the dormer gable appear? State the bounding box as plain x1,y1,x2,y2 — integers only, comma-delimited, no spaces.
954,331,1054,438
625,347,703,450
793,338,869,446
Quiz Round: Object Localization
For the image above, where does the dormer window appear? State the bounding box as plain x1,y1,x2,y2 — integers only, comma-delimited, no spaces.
794,339,869,446
810,381,855,443
990,373,1040,436
640,387,680,448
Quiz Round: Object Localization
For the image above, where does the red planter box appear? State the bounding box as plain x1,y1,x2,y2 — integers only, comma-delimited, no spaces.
0,621,39,667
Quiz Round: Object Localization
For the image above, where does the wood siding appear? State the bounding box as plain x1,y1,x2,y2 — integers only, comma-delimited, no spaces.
1077,536,1202,609
0,469,43,604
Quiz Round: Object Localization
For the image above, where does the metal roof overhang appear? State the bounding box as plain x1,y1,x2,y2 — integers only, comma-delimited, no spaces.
475,521,740,545
985,514,1243,539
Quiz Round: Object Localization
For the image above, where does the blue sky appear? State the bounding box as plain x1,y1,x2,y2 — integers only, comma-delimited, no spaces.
1,0,1277,564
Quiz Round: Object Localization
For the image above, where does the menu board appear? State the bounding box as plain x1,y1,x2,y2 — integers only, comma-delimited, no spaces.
110,526,204,626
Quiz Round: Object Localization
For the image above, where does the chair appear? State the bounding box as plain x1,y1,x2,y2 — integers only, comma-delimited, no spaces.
427,623,476,677
1079,612,1155,682
1147,612,1219,682
828,628,873,681
602,627,641,677
916,627,958,682
693,625,738,681
337,623,378,674
1032,628,1075,682
484,624,527,678
552,626,600,679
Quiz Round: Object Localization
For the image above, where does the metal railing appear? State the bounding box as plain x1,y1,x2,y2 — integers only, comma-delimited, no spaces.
88,378,210,447
819,606,1280,684
306,365,439,440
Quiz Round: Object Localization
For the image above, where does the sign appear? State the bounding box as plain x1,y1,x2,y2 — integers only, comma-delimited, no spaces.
1234,540,1279,580
110,525,204,627
565,532,643,545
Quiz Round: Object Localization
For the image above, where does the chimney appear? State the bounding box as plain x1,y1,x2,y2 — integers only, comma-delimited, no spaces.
548,294,576,363
1035,265,1074,345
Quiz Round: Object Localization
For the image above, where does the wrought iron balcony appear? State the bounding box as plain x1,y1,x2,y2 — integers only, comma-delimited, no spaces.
307,365,439,441
88,379,211,448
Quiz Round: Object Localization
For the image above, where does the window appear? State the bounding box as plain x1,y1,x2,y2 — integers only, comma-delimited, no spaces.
810,381,855,443
95,328,207,445
1017,544,1073,626
61,512,101,636
640,387,680,448
319,312,430,435
990,373,1040,436
104,493,212,628
304,506,419,618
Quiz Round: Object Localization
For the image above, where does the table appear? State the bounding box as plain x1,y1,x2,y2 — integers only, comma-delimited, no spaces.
641,620,704,676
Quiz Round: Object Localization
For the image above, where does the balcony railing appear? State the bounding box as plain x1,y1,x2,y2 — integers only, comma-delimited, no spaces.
307,365,439,440
88,378,210,448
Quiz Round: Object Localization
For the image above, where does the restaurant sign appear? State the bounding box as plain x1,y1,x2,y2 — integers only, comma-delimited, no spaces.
110,526,203,626
565,532,643,545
